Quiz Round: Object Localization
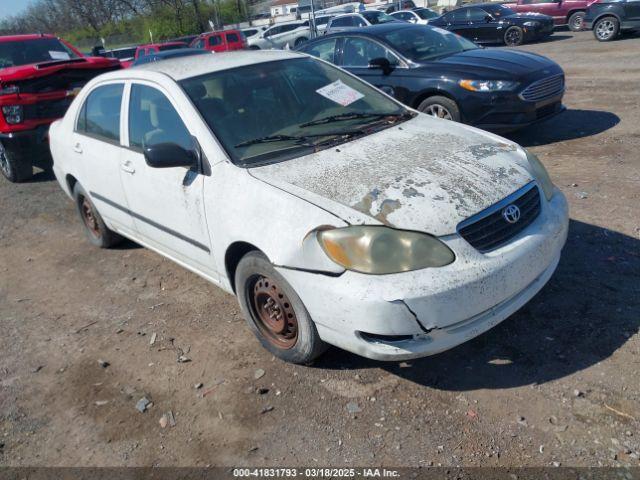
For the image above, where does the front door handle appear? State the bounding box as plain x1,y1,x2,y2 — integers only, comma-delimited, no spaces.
73,142,82,154
121,160,135,174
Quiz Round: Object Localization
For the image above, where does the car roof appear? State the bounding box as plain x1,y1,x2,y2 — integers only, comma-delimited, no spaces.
325,22,418,35
124,50,306,80
0,33,58,43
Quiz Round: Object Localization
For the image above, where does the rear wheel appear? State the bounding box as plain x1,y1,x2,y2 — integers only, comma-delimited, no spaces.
593,16,619,41
0,141,33,183
417,96,461,122
294,36,308,47
504,26,524,46
73,183,122,248
235,251,328,364
567,11,585,32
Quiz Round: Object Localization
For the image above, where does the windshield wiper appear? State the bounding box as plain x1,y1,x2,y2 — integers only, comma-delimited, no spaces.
234,134,312,148
299,112,405,128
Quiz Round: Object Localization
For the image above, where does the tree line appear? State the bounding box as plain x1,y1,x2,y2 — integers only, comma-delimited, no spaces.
0,0,256,46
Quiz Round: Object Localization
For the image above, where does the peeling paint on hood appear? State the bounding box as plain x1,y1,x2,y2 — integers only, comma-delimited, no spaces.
249,114,534,236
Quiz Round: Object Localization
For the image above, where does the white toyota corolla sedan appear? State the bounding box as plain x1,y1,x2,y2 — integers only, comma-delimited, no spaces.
50,51,569,364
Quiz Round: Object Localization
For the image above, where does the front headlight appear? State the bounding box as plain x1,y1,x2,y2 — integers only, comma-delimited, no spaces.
317,226,455,274
459,79,519,92
523,21,540,27
525,149,554,201
1,105,23,124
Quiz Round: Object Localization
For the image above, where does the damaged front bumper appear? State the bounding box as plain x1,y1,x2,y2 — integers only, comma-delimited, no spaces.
276,190,569,361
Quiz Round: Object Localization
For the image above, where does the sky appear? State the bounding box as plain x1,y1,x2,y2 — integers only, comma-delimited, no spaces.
0,0,33,20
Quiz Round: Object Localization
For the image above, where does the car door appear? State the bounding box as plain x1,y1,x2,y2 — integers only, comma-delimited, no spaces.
73,82,136,234
337,36,407,101
466,7,499,42
119,82,214,275
518,0,564,23
625,0,640,24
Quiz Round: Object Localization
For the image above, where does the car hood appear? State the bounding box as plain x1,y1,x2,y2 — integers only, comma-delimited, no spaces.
249,115,534,236
0,56,120,83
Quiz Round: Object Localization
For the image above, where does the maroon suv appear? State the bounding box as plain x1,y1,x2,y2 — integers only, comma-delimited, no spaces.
0,34,121,182
503,0,600,31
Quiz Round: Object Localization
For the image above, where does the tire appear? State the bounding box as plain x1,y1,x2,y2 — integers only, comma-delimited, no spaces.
417,96,461,122
567,11,585,32
0,141,33,183
72,183,122,248
249,45,260,50
235,251,328,364
294,36,308,47
593,16,619,42
504,26,524,46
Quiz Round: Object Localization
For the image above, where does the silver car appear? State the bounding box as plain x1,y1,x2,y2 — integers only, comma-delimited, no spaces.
248,21,311,49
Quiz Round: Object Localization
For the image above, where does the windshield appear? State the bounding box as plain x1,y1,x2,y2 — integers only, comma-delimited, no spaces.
482,4,516,17
180,58,410,166
382,26,478,62
0,38,80,68
415,8,438,19
362,10,397,24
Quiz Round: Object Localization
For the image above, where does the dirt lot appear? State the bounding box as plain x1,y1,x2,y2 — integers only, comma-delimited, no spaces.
1,31,639,468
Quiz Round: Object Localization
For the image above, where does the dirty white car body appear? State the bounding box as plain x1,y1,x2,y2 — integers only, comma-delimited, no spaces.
50,51,569,362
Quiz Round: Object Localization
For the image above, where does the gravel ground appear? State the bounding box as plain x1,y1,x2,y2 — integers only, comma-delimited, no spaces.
0,31,639,468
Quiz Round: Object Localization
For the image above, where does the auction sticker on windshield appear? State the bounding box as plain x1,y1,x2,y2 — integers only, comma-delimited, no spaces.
316,80,364,107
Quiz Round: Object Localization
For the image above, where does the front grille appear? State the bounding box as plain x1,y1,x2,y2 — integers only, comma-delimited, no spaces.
457,183,541,252
519,74,564,102
23,97,74,121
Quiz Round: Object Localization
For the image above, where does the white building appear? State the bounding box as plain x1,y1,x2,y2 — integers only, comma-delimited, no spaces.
270,0,299,16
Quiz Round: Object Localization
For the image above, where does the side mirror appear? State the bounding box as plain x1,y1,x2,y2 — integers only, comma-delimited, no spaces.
368,57,395,75
144,143,198,169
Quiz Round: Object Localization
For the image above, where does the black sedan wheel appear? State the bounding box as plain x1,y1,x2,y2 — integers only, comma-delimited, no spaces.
417,96,461,122
593,16,619,41
504,26,524,46
568,11,585,32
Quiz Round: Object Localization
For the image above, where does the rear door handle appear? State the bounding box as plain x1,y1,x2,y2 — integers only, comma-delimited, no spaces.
121,160,135,174
73,142,82,154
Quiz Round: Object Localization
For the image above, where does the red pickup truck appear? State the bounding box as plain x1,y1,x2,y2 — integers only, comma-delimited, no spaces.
503,0,599,31
0,34,120,182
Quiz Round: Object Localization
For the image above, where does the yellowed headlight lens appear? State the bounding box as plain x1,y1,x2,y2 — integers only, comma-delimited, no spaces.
525,150,555,201
317,226,455,274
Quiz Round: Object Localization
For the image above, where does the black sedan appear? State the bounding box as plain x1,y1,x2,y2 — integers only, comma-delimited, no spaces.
429,4,555,46
296,23,565,131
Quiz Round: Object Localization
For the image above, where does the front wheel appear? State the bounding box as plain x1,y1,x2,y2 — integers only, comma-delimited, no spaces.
567,11,585,32
593,16,619,41
235,251,328,364
417,96,461,122
504,26,524,46
0,141,33,183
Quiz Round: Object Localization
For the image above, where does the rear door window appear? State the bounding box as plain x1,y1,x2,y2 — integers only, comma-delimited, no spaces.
226,33,240,43
77,83,124,143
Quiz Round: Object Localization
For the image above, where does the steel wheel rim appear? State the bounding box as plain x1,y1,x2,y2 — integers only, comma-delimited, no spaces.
0,143,10,177
248,275,298,349
572,14,583,30
425,104,453,120
80,197,101,238
596,20,614,39
506,29,522,45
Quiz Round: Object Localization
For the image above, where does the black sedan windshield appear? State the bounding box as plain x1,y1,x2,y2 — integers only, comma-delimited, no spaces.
0,38,80,68
482,4,517,17
181,58,409,165
382,26,478,62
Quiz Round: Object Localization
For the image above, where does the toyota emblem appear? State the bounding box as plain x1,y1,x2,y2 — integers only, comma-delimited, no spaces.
502,204,521,224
